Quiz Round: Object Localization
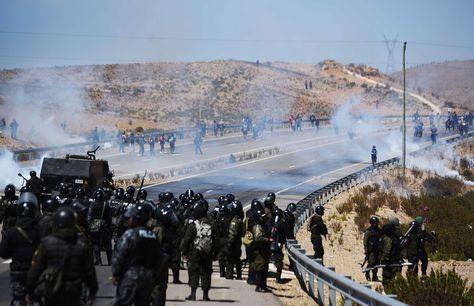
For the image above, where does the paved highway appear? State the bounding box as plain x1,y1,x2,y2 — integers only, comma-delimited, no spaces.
1,125,455,305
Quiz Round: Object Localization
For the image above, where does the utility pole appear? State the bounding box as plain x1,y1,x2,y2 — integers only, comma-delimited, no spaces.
384,35,398,75
402,42,407,177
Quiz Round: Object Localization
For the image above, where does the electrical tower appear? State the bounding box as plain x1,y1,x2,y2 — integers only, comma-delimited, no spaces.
384,35,398,75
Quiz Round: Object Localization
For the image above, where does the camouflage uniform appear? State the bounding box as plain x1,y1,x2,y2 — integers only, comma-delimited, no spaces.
380,225,401,288
226,215,244,279
112,226,163,306
26,228,98,306
215,213,231,277
180,217,216,292
363,226,382,280
250,223,271,291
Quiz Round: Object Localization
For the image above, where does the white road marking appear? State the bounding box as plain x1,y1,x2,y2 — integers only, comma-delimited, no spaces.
249,177,255,180
142,159,152,162
310,160,316,163
289,165,295,169
3,259,12,264
227,183,234,186
205,190,213,193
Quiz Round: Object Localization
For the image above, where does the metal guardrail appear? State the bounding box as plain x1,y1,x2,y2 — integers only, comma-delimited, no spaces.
286,130,473,306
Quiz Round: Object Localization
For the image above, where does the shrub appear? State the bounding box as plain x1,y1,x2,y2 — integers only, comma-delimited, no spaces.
422,176,464,197
336,201,354,214
360,183,380,195
386,269,474,306
400,192,474,260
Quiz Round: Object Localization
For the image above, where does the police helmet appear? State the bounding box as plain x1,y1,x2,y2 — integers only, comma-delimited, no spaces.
137,189,148,200
103,188,112,201
415,216,424,224
58,184,69,197
53,207,76,229
20,185,32,194
369,215,380,226
75,187,85,198
192,199,209,219
115,188,125,200
388,216,400,226
17,192,38,217
251,199,263,211
267,192,276,202
30,170,37,177
254,209,266,225
315,205,325,216
71,199,88,214
217,195,226,205
162,192,174,203
93,189,105,202
126,185,136,196
4,184,16,199
194,192,203,200
169,198,180,210
225,193,235,203
43,197,58,213
156,204,179,226
125,203,152,224
286,203,297,213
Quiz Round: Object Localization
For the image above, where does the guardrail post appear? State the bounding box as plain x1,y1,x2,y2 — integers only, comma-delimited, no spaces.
327,266,337,306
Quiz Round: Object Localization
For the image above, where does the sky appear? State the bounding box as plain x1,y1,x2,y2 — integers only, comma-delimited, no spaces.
0,0,473,71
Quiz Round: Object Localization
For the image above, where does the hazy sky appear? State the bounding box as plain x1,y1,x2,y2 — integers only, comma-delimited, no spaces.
1,0,473,71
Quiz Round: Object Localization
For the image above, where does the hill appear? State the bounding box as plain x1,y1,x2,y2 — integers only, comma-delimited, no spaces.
393,60,474,111
0,60,433,148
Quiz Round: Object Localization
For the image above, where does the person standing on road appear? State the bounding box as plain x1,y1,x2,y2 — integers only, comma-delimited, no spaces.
194,134,203,155
159,134,166,153
87,189,112,266
180,200,216,301
307,205,327,263
149,135,156,156
168,134,176,154
138,135,145,156
10,119,19,140
371,145,377,166
0,184,19,233
363,215,382,282
111,203,164,306
0,192,41,306
26,207,98,306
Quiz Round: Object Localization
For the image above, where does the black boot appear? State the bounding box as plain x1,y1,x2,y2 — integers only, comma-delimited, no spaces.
276,267,283,283
185,287,197,301
219,262,226,278
203,290,210,301
172,268,182,284
372,270,380,282
365,272,371,281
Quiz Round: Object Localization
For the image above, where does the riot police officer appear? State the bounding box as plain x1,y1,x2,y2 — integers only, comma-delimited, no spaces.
270,207,286,283
180,200,215,301
152,204,176,305
26,207,98,306
55,184,72,207
250,208,271,292
245,199,263,285
225,201,244,280
307,205,327,263
38,197,57,237
283,203,297,240
363,215,382,281
0,192,41,306
380,223,401,287
0,184,18,233
111,203,164,306
216,203,231,277
87,189,112,265
26,171,44,202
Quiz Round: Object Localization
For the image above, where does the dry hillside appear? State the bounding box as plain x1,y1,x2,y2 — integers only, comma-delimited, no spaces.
393,60,474,111
0,60,434,148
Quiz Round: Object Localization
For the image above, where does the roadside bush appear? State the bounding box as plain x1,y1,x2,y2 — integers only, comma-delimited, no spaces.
336,200,354,214
400,192,474,260
422,176,464,197
360,183,380,195
386,269,474,306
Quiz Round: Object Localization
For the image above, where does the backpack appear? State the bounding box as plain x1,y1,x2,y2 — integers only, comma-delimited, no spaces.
34,246,72,299
89,204,106,233
194,220,212,254
367,228,382,254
